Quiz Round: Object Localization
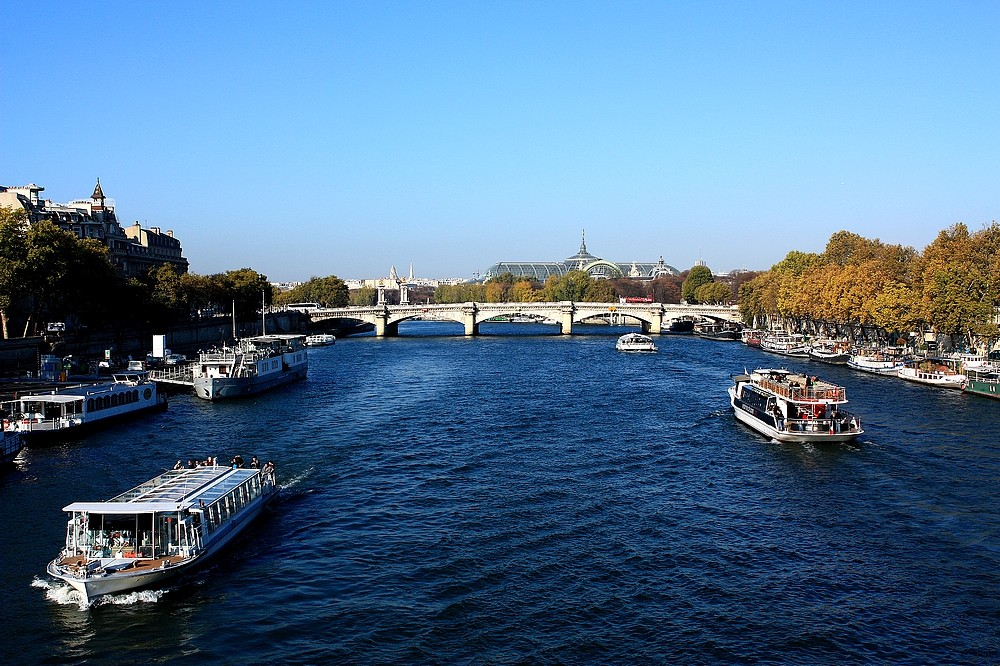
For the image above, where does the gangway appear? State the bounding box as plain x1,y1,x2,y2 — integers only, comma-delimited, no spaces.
149,363,195,387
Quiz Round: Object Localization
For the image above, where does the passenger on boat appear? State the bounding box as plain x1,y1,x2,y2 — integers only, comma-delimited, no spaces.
173,460,184,470
250,456,260,469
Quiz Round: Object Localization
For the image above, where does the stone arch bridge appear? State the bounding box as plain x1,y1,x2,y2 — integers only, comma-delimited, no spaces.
309,302,742,337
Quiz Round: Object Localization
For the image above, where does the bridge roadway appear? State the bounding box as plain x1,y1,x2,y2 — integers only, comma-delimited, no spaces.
310,301,742,337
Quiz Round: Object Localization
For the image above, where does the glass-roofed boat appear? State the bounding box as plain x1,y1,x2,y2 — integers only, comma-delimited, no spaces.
46,462,278,605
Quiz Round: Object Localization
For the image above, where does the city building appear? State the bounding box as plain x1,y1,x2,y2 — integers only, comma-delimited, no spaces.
480,233,679,282
0,180,189,277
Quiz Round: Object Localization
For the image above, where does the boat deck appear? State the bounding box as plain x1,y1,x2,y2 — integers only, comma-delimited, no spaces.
57,553,187,573
753,371,846,402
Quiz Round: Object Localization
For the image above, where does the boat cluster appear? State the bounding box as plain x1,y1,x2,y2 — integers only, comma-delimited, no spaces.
740,329,1000,400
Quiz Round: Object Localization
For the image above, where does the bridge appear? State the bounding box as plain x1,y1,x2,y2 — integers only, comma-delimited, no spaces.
309,302,742,337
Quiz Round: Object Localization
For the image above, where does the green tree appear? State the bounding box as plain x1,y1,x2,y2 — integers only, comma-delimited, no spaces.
349,287,376,306
0,206,28,338
693,281,732,304
681,265,713,303
278,275,349,307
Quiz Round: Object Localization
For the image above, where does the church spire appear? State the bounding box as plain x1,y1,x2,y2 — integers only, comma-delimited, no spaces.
579,229,587,255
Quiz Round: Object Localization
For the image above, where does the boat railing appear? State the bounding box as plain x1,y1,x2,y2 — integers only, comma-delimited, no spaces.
783,414,861,434
757,378,846,402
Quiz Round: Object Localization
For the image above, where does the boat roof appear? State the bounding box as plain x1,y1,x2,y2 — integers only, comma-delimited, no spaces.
63,466,262,514
12,393,85,404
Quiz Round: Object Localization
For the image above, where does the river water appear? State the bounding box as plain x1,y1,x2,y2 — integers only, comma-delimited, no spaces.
2,322,998,664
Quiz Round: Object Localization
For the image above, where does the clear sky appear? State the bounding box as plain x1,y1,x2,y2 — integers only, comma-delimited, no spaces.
3,1,998,281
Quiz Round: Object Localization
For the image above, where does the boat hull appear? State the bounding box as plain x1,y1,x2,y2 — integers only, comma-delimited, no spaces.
964,377,1000,400
808,350,850,364
194,365,307,400
847,358,906,375
1,431,22,464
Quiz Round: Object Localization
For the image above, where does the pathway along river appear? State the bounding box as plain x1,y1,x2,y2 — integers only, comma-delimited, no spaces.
2,321,998,664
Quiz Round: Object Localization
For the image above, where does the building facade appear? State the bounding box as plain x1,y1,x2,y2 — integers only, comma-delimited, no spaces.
481,233,679,282
0,180,189,277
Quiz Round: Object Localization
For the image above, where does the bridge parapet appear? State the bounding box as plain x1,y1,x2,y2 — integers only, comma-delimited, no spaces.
310,302,742,337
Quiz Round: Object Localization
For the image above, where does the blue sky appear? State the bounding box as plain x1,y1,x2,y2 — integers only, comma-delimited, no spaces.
3,1,998,281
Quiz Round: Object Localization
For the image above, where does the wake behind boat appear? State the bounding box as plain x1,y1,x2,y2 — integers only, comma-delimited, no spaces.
46,460,278,605
729,368,863,443
1,373,167,444
193,334,308,400
616,333,658,352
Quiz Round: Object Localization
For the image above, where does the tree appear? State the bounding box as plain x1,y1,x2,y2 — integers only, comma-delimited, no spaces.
349,287,376,306
681,265,713,303
278,275,349,307
0,206,28,338
693,281,732,304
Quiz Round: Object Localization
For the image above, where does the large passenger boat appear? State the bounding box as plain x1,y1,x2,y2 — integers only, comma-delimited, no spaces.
304,333,336,347
1,373,167,444
192,334,308,400
964,366,1000,400
46,461,278,605
694,322,741,341
729,368,863,443
897,359,967,390
847,349,909,375
759,332,809,357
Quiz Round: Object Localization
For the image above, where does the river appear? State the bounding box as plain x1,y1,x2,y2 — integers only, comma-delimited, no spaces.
2,321,998,664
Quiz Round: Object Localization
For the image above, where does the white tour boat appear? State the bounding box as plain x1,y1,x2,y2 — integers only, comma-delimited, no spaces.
304,333,336,347
616,333,658,352
46,461,278,605
1,373,167,444
897,360,967,390
759,332,810,357
847,349,909,375
729,368,864,443
192,334,308,400
1,430,22,465
807,339,852,364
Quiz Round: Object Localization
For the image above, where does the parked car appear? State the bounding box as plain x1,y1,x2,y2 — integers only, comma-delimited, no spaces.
164,353,187,365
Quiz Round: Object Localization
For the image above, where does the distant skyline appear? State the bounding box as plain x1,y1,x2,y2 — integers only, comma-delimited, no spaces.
3,1,998,281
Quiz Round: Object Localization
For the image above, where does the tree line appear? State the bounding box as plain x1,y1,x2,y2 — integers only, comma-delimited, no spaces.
432,268,739,305
738,225,1000,346
0,206,350,339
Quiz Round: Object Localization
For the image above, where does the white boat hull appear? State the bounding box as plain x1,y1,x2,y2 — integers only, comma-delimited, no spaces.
194,365,307,400
897,368,967,389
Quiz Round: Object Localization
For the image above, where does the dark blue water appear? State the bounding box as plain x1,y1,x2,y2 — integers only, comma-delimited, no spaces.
2,322,999,664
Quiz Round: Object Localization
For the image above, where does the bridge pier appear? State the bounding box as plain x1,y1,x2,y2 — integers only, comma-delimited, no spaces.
462,304,479,336
645,307,664,334
559,302,575,335
374,310,400,337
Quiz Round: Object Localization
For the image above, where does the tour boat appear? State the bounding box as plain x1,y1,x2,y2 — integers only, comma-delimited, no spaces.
729,368,864,443
1,431,22,465
1,373,167,444
807,339,851,364
759,332,810,357
694,321,742,341
46,461,278,605
616,333,658,352
847,348,909,375
964,367,1000,400
897,359,967,390
304,333,336,347
192,334,308,400
741,329,764,348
